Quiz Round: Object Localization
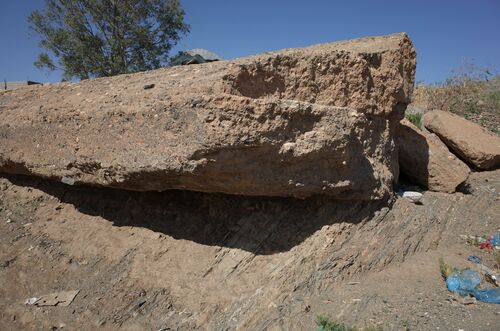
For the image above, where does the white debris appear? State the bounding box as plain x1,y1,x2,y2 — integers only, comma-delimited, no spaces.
25,297,39,305
402,191,423,203
25,290,79,307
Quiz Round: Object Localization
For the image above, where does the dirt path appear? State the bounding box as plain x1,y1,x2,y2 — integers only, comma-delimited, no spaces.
0,170,499,330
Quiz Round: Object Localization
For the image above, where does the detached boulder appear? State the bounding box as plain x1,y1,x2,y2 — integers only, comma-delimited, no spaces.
0,33,416,199
397,119,469,193
424,110,500,170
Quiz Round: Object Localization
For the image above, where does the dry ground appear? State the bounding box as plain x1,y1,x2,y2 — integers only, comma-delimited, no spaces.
0,170,499,330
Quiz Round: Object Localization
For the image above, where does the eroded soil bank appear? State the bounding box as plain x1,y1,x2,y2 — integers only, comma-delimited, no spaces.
0,170,499,330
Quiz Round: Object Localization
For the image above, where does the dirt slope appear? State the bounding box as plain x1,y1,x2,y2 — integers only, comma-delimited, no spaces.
0,170,499,330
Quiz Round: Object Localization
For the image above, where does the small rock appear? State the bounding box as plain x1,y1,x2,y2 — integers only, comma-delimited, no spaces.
61,176,75,186
460,296,476,305
402,191,423,203
0,260,12,268
143,84,155,90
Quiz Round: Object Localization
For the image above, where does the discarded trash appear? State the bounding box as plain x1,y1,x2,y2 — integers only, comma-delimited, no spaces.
490,233,500,246
467,255,481,264
401,191,423,203
471,288,500,304
473,262,500,287
61,176,75,186
25,297,38,305
25,290,79,307
480,242,493,251
484,272,500,287
460,234,488,245
447,269,481,293
460,233,500,251
443,264,500,304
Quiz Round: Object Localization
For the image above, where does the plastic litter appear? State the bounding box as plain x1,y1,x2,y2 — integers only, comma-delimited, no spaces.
24,290,79,307
490,233,500,246
472,288,500,304
460,234,487,245
467,255,481,264
460,233,500,251
25,297,38,305
479,242,493,251
446,270,481,293
446,269,500,304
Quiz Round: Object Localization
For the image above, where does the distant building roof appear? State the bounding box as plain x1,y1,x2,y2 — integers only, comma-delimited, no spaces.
185,49,222,62
2,80,41,90
170,49,222,66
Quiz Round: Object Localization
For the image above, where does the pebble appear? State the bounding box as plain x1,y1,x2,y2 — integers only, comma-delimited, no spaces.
402,191,423,203
61,176,75,186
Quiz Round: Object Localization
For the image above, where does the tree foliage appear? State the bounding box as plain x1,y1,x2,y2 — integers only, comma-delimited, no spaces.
29,0,189,80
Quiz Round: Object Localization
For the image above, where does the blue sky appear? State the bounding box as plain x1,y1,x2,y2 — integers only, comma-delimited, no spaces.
0,0,499,83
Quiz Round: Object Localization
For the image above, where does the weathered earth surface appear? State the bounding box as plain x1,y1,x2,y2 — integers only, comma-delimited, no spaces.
397,119,470,193
424,110,500,170
0,33,415,199
0,170,499,330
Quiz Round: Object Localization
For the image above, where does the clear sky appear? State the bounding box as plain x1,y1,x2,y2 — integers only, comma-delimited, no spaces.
0,0,499,84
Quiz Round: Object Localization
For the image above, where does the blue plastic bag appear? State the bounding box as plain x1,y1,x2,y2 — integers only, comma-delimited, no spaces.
446,270,481,292
490,233,500,246
467,255,481,264
472,288,500,304
446,270,500,304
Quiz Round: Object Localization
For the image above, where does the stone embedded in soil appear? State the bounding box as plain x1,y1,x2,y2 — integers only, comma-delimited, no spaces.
424,110,500,170
0,33,416,199
397,119,470,193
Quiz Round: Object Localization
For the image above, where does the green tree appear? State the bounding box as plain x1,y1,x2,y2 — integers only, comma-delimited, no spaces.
29,0,189,80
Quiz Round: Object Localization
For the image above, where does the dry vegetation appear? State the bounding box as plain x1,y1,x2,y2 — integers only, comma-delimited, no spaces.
412,62,500,135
